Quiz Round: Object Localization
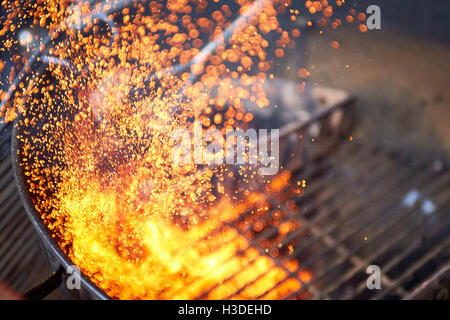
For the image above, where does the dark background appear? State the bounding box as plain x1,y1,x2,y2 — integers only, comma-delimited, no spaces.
340,0,450,41
295,0,450,161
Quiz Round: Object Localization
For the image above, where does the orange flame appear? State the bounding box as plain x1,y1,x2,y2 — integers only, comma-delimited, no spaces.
5,0,346,299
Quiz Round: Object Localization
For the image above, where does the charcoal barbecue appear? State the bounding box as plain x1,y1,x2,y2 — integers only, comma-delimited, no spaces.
0,0,449,300
3,83,449,299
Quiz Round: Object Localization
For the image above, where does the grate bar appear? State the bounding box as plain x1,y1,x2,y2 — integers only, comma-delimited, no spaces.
0,204,27,256
347,202,450,299
372,234,450,300
216,143,365,238
0,193,21,231
290,172,448,296
296,148,395,209
283,160,423,260
286,167,442,298
265,158,441,299
247,147,400,248
0,214,38,276
346,183,450,297
325,177,450,298
205,147,380,300
269,154,404,248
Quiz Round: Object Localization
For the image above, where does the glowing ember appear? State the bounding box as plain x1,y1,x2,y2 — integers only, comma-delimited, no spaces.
1,0,353,299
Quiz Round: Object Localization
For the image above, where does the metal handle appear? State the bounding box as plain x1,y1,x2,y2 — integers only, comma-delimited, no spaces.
24,266,64,300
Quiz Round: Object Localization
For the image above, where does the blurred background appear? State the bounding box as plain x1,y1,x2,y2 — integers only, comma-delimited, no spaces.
303,0,450,160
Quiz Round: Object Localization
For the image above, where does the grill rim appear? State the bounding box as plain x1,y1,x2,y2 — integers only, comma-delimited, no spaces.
11,116,111,300
8,84,356,300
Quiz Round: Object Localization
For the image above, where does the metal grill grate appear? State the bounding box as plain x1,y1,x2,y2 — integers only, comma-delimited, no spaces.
227,140,450,300
0,114,449,299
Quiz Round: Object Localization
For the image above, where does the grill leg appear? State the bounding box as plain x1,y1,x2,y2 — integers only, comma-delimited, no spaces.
24,266,64,300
